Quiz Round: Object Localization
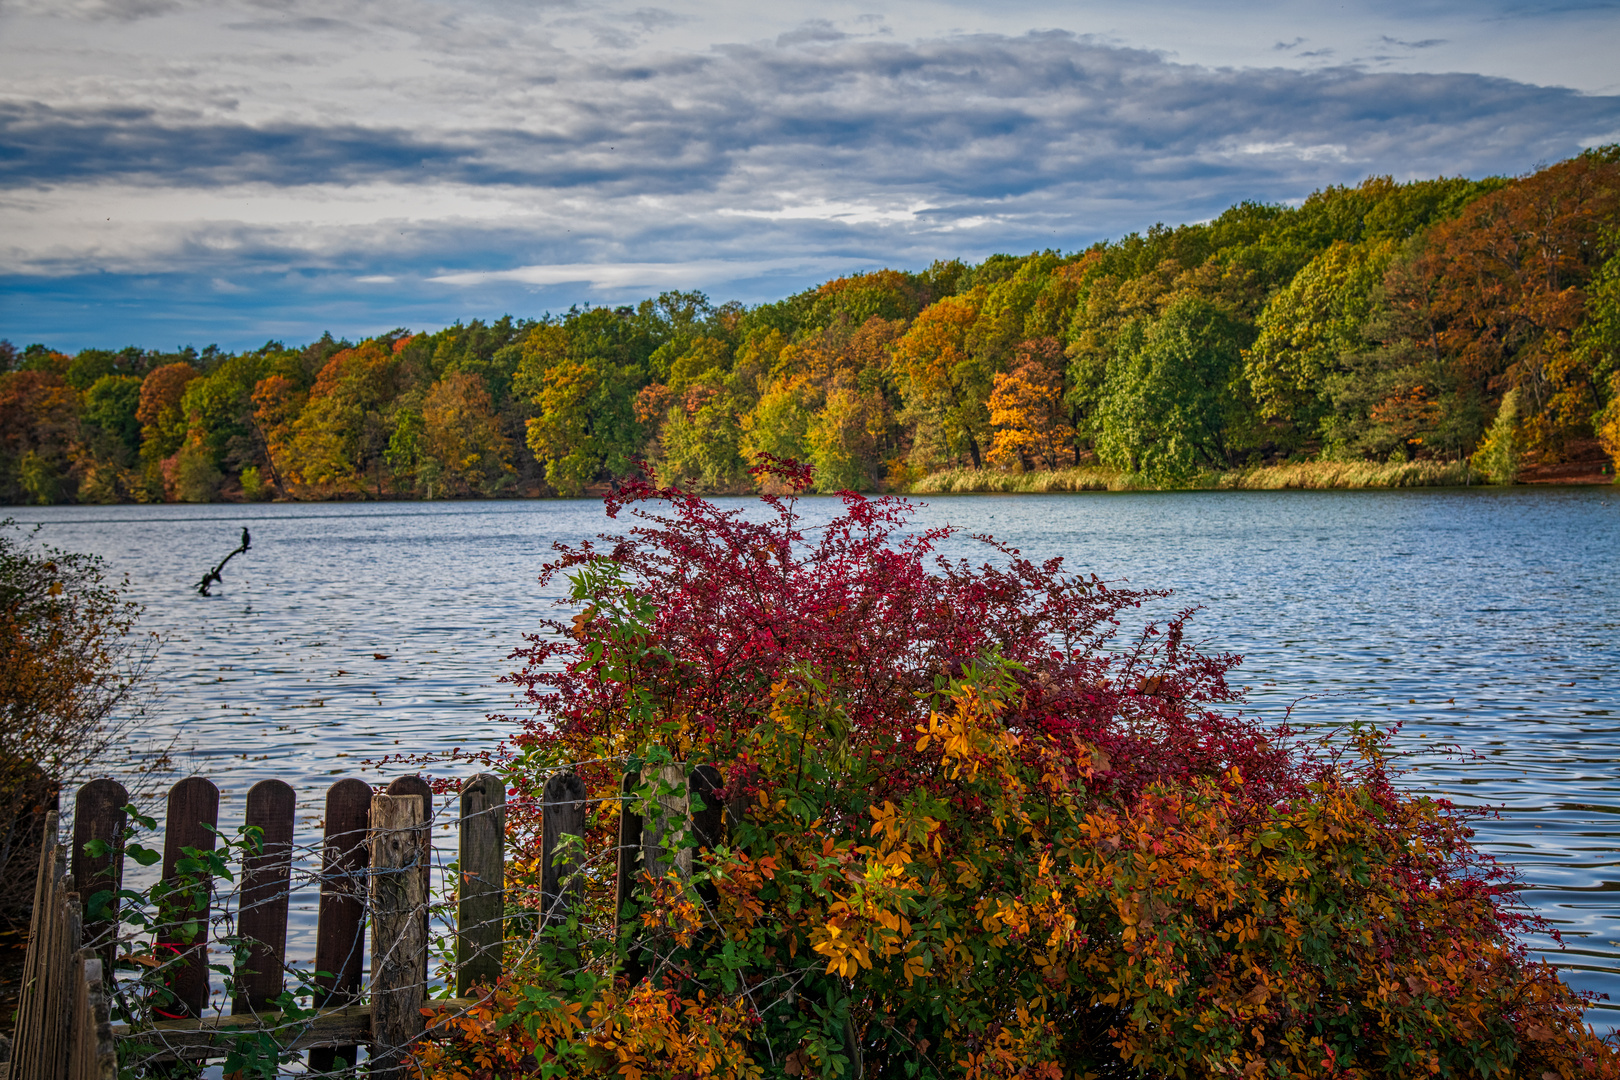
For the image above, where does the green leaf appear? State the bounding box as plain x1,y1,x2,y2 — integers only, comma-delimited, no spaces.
127,843,161,866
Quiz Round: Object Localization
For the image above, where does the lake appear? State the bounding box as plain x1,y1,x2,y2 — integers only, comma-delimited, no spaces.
13,486,1619,1034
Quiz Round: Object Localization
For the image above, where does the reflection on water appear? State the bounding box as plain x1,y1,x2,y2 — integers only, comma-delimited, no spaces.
16,486,1619,1032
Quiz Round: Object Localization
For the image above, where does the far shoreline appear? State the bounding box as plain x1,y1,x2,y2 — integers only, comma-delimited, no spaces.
906,456,1616,495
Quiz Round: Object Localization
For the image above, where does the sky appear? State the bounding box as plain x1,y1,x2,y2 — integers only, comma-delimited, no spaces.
2,0,1619,352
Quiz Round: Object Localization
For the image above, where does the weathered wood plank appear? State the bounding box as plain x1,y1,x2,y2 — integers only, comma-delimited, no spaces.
71,779,127,974
690,765,724,849
384,775,433,912
52,891,83,1074
369,793,427,1080
386,774,433,988
109,998,477,1063
640,763,691,884
158,777,220,1021
614,771,645,984
234,779,296,1015
540,771,586,928
689,764,724,910
11,810,59,1080
73,957,116,1080
308,777,371,1076
456,772,505,996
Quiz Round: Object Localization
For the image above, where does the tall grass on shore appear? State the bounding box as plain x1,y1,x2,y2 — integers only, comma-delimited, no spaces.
909,459,1478,494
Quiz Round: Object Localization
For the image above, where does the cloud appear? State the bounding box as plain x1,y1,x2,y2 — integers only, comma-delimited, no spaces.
430,256,875,289
1379,35,1447,49
2,0,181,20
7,33,1614,200
3,25,1619,345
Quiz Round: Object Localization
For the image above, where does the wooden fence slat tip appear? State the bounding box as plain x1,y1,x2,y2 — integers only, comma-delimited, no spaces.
234,779,296,1016
309,776,372,1076
369,793,428,1080
457,772,506,996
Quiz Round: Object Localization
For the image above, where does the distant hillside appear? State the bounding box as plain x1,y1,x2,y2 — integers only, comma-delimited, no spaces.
4,148,1618,504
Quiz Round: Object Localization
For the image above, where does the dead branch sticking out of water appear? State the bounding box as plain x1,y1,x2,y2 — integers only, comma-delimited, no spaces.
196,527,251,596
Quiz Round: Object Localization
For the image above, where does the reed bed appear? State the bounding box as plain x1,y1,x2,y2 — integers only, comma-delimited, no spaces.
1215,459,1476,489
908,467,1137,493
909,460,1479,494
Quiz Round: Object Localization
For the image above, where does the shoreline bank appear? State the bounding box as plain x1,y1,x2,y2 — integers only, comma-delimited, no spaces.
907,458,1616,494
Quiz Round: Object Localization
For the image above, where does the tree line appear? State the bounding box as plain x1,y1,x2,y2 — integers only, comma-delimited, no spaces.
3,148,1618,504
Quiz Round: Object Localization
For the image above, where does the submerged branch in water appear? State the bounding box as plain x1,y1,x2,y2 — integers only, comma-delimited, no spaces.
195,527,251,596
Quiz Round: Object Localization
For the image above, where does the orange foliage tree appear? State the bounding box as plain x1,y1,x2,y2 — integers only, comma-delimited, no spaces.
1417,149,1620,459
422,370,513,496
988,338,1076,470
890,290,994,469
0,526,150,932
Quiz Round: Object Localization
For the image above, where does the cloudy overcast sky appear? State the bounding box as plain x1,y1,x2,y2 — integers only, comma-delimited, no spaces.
3,0,1619,350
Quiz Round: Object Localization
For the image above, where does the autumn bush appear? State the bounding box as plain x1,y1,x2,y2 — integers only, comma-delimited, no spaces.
413,461,1616,1079
0,520,156,1020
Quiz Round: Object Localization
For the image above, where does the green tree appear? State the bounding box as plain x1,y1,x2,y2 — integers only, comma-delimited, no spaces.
525,356,641,497
806,387,880,491
82,375,143,457
1246,239,1398,448
658,385,745,490
1097,295,1254,481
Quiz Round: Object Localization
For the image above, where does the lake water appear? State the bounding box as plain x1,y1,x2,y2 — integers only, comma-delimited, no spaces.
12,486,1619,1035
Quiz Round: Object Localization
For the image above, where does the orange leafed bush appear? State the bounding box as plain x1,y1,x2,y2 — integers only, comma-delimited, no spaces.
414,468,1616,1079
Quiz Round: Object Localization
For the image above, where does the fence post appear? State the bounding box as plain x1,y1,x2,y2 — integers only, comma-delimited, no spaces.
640,763,691,884
541,772,586,931
370,793,427,1080
234,779,296,1015
71,779,127,975
456,773,505,996
689,765,724,852
614,771,644,984
387,774,434,978
689,765,724,910
309,777,371,1076
158,777,219,1021
54,891,83,1076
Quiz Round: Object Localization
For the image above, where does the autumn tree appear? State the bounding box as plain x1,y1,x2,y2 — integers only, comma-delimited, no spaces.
421,370,514,496
286,341,404,496
0,525,152,936
132,360,200,498
890,289,994,469
0,367,80,505
987,337,1076,470
1417,148,1620,460
1581,228,1620,470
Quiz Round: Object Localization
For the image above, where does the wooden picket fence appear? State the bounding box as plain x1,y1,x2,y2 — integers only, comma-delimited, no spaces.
7,808,114,1080
6,762,726,1080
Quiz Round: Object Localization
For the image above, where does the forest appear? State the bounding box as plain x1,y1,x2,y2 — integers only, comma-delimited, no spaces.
3,148,1618,504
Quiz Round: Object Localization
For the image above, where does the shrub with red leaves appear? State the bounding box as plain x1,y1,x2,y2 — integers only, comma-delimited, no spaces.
447,457,1617,1080
509,456,1310,813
